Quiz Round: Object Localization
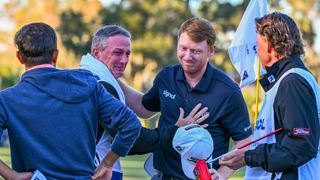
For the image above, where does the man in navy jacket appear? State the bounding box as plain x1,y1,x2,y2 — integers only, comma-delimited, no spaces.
220,12,320,180
0,22,141,179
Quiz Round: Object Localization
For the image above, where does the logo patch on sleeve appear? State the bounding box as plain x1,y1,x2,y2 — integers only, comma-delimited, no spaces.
292,128,310,136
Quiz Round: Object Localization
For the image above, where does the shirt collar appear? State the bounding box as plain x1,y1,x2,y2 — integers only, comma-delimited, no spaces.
27,64,55,71
176,63,213,92
259,54,305,91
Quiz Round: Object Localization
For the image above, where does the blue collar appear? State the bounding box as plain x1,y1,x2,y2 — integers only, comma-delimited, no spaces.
176,63,214,92
259,54,307,92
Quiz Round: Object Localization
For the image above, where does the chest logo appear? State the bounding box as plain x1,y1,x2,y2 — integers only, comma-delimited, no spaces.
267,75,275,83
163,90,176,100
256,118,266,130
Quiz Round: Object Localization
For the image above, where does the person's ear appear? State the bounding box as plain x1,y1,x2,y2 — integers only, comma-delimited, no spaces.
16,51,25,64
92,48,100,59
51,49,59,65
208,45,216,57
263,37,273,53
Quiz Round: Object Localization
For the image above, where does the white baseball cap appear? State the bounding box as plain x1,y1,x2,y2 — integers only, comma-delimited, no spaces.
172,124,214,179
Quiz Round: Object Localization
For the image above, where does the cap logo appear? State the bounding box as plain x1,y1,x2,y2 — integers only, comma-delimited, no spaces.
175,146,183,152
184,124,200,131
193,167,200,176
187,156,199,163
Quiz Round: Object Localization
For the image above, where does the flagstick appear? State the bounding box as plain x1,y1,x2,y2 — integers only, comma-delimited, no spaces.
208,127,283,163
253,57,261,128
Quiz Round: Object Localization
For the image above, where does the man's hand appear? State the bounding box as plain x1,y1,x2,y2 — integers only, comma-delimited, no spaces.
92,165,112,180
175,103,209,128
14,172,33,180
209,168,222,180
92,150,119,180
0,160,33,180
219,149,246,170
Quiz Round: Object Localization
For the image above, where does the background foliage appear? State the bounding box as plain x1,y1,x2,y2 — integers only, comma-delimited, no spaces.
1,0,320,123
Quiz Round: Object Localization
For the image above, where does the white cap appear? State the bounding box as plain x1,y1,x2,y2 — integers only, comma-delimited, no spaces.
172,124,213,179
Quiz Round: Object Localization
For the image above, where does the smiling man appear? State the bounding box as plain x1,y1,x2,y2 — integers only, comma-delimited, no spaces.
118,17,252,179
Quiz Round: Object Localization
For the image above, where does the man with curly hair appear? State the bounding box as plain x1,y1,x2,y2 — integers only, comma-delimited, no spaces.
219,11,320,180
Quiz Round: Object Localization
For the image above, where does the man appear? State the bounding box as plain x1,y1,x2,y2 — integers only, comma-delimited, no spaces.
219,12,320,180
119,17,252,179
80,25,209,180
0,22,141,179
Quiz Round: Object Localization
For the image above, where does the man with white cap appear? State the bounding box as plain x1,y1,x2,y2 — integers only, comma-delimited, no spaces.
119,17,252,179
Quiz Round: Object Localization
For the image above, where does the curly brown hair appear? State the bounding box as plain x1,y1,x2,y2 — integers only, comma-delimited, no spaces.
255,11,305,58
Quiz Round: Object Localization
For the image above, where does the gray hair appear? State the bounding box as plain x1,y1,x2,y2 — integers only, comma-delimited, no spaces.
91,25,131,53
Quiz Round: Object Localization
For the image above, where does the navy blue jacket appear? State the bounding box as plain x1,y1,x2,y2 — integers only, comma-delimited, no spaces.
245,55,320,179
142,63,251,179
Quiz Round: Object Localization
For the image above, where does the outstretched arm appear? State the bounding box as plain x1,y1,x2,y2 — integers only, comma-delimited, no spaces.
118,79,157,119
129,103,209,155
97,83,141,158
216,136,252,179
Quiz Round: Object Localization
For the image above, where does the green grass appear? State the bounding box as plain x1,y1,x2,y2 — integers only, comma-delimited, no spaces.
0,147,11,167
121,154,149,180
0,148,244,180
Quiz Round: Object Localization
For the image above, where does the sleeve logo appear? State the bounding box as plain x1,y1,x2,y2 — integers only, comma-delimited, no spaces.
292,128,310,136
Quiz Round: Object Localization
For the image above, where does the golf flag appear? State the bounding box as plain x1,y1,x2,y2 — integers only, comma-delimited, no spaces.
228,0,268,88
